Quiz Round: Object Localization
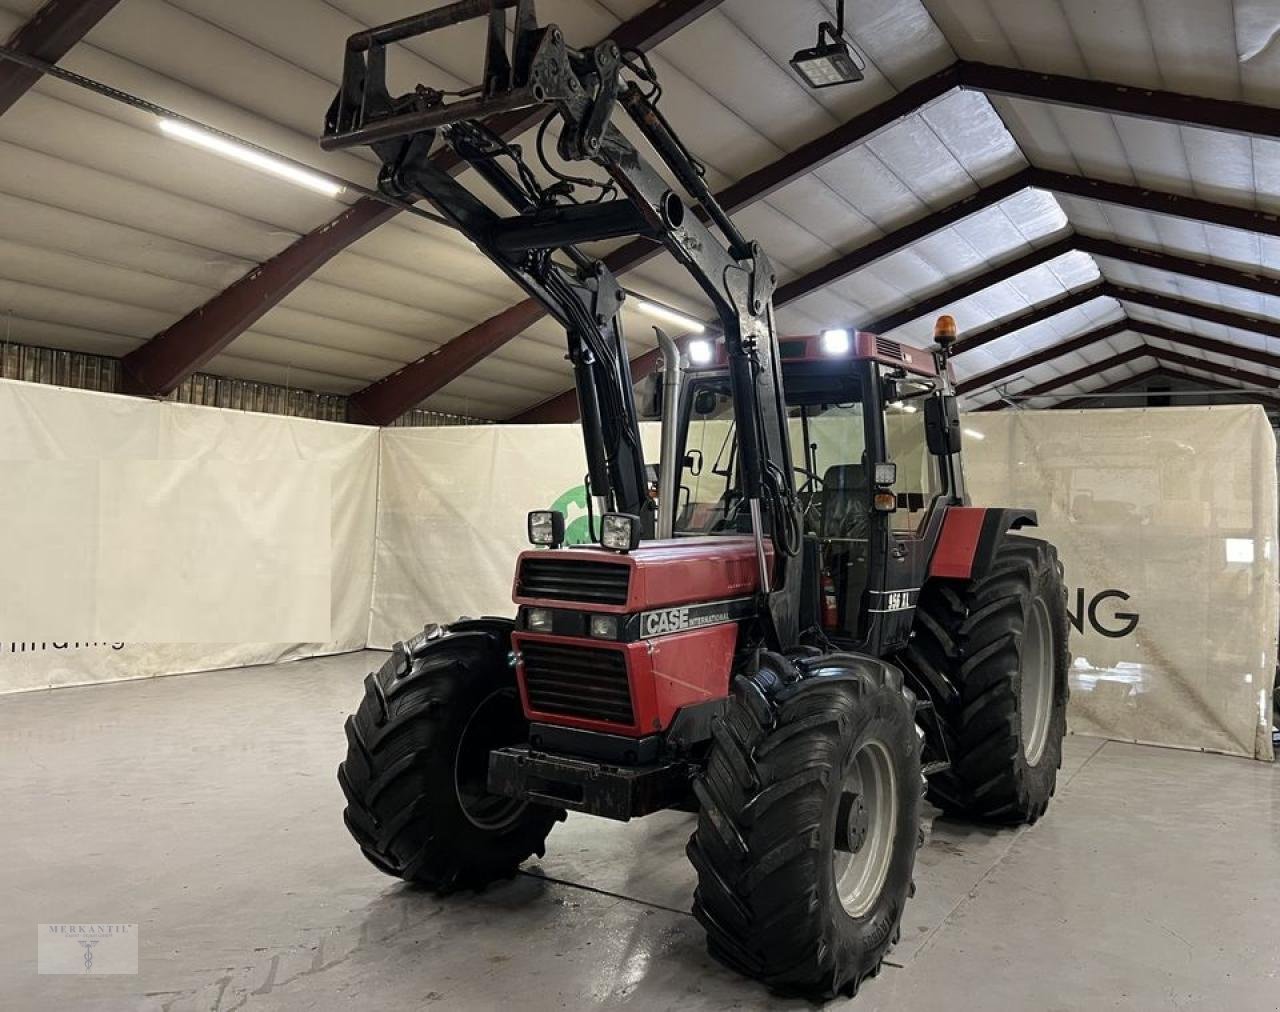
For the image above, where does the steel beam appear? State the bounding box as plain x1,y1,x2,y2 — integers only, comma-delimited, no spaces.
866,236,1078,335
1147,345,1280,390
121,199,397,395
121,0,720,401
1076,236,1280,300
0,0,119,116
1052,366,1170,409
1109,285,1280,342
1126,319,1280,373
958,61,1280,142
1028,168,1280,238
1054,367,1280,410
974,344,1152,410
954,319,1129,395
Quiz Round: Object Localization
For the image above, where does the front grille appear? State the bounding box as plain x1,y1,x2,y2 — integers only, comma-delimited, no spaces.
520,641,634,725
517,557,630,605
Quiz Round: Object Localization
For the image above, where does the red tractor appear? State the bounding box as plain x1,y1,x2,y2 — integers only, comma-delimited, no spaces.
326,3,1069,999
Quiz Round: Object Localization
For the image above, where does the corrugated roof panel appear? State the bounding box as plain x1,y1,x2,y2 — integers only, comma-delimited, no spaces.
0,191,251,291
1143,335,1280,382
0,315,141,359
884,250,1101,347
950,298,1126,381
0,140,298,263
1125,304,1280,357
1106,261,1280,321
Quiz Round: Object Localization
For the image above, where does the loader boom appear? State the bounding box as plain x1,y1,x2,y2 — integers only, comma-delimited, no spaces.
322,0,803,647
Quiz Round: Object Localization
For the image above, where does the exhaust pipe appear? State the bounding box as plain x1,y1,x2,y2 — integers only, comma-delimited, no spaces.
655,327,682,540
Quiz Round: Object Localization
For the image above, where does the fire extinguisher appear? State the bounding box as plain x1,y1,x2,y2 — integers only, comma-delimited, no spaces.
821,571,839,629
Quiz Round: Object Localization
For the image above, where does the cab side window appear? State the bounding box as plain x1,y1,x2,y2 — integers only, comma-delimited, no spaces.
883,400,944,533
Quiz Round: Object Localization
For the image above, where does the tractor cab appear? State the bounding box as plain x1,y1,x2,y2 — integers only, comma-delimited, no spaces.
671,326,966,656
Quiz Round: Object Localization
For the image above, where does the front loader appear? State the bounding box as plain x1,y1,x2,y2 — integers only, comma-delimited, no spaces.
326,2,1070,999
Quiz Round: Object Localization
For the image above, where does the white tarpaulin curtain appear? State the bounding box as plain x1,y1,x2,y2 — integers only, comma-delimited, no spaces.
963,406,1277,760
0,380,377,694
3,380,1274,760
372,408,1277,760
368,423,659,647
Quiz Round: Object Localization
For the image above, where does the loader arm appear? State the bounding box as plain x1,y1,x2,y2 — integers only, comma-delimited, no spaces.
321,0,802,648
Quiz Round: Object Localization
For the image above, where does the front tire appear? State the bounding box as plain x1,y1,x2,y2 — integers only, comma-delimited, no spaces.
918,535,1070,824
688,659,921,999
338,619,562,890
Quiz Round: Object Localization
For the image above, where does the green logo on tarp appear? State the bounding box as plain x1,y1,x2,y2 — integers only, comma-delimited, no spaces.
549,484,594,545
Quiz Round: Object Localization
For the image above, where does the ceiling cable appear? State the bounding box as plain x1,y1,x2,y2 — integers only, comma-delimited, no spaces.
0,43,716,333
0,43,452,228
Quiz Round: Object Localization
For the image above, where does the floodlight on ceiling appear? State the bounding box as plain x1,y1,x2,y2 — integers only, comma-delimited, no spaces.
158,119,345,198
790,1,865,89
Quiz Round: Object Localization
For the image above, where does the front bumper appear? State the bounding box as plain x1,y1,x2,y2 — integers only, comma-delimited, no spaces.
487,746,693,822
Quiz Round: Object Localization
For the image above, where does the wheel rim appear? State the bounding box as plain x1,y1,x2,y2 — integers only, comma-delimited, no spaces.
832,738,898,918
454,689,528,831
1020,597,1054,766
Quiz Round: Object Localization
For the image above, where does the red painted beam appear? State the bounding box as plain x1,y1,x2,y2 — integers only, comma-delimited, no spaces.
121,198,398,395
958,61,1280,142
955,319,1129,395
528,166,1280,419
0,0,120,116
974,344,1152,410
121,0,722,399
1109,285,1280,342
958,317,1280,400
1148,345,1280,390
1127,319,1280,373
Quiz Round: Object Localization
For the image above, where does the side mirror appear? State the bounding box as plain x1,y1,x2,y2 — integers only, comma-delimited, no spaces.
924,395,962,455
684,449,704,476
693,388,719,416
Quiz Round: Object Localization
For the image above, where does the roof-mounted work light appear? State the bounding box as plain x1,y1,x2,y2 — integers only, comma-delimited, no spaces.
790,1,865,89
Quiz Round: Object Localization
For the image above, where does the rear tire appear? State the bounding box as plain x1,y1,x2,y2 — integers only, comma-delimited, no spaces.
918,535,1070,824
338,619,562,890
688,659,921,999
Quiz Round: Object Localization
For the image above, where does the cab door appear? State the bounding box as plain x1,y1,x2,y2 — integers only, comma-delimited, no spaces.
868,388,951,653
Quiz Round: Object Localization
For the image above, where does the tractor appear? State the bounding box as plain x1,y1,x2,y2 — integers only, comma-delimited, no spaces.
325,2,1069,999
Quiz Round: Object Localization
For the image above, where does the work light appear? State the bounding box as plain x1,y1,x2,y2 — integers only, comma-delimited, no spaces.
527,509,565,547
600,513,642,552
821,328,852,355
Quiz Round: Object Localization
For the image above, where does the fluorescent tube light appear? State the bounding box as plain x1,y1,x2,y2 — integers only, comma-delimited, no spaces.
159,119,345,198
633,298,707,334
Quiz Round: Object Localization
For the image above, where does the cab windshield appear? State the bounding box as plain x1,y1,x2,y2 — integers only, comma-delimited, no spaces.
674,377,868,539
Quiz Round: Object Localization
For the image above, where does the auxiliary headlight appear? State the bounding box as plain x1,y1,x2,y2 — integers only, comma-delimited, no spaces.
589,614,618,639
527,509,565,547
600,512,641,553
527,608,553,633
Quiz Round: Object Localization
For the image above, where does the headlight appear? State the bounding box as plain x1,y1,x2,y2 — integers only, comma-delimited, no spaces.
600,513,641,552
527,608,553,632
527,509,565,547
589,614,618,639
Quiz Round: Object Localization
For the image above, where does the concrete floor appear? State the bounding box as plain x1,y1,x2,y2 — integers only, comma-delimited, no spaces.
2,651,1278,1011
